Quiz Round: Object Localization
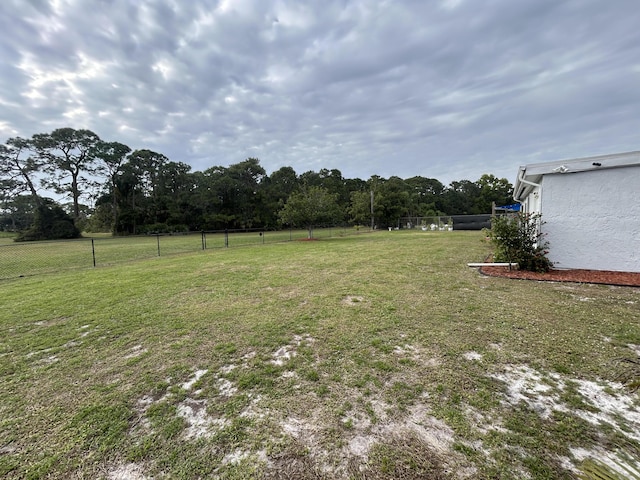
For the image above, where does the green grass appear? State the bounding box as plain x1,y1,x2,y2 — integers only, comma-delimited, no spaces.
0,227,356,279
1,231,639,479
0,232,16,245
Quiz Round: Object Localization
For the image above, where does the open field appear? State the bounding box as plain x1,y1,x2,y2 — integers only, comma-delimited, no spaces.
0,232,16,246
1,231,639,479
0,227,354,280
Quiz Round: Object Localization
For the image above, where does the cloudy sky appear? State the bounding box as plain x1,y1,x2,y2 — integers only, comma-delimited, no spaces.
1,0,639,186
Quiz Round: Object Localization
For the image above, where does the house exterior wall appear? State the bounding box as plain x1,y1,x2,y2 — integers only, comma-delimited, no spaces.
540,166,640,272
521,185,542,215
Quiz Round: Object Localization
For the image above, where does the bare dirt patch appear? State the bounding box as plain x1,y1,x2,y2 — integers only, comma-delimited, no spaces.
271,345,296,366
177,397,228,439
271,334,315,366
491,364,640,472
342,295,364,306
181,369,208,390
462,351,483,362
108,463,149,480
568,447,640,479
124,344,147,359
278,393,473,479
393,344,441,367
132,367,236,441
123,336,638,479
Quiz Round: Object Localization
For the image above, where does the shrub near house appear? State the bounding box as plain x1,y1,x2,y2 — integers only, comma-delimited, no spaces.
487,212,552,272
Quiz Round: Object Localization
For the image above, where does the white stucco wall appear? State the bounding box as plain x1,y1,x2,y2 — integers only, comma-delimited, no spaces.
540,166,640,272
522,185,542,215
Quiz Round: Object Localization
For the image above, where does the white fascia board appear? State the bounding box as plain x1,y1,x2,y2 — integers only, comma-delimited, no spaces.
513,151,640,202
524,151,640,176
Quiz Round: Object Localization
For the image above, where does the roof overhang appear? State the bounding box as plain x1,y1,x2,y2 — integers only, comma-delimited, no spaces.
513,151,640,202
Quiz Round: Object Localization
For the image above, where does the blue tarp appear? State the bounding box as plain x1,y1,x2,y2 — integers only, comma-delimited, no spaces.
496,203,521,211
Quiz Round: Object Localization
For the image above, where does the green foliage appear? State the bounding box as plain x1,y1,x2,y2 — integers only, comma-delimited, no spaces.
15,201,80,241
476,174,514,213
4,128,518,235
0,137,43,202
278,186,342,238
348,190,372,226
0,195,39,231
33,128,102,224
82,202,114,233
487,212,552,272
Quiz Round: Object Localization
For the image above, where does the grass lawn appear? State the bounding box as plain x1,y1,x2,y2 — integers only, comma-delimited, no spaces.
0,232,16,245
0,227,354,279
1,231,639,479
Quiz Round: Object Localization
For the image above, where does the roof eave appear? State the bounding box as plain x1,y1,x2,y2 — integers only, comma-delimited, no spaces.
513,167,541,202
513,150,640,202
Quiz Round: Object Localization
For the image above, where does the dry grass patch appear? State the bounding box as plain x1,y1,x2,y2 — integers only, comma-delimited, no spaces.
2,231,639,479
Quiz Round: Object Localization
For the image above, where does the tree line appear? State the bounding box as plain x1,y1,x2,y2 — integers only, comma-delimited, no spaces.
0,127,514,240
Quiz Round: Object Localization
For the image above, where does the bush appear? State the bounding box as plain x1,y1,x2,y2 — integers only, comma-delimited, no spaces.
15,202,81,242
487,212,552,272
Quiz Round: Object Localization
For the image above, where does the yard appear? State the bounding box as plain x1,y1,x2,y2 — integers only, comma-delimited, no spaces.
1,231,638,479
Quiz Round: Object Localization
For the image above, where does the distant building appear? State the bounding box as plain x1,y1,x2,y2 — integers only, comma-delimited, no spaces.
513,151,640,273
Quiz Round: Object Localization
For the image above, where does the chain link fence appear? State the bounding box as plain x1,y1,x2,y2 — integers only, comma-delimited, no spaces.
399,215,497,231
398,216,454,231
0,225,363,280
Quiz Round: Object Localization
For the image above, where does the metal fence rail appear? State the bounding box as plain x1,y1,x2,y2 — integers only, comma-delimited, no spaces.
0,226,363,280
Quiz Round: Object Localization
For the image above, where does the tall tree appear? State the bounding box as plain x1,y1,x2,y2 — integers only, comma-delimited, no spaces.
476,174,513,213
261,166,299,228
318,168,349,208
278,186,342,238
348,190,373,227
367,176,411,228
197,165,232,229
198,159,266,230
32,128,101,224
405,176,446,216
299,170,322,188
156,161,193,229
443,179,482,214
0,137,43,205
225,158,266,228
112,160,144,234
93,141,131,233
0,194,39,231
125,149,170,226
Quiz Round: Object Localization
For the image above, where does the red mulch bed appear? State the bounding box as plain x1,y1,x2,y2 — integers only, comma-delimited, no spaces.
479,265,640,287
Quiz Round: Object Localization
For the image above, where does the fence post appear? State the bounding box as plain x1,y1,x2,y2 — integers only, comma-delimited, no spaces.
225,229,229,248
156,235,160,256
91,238,96,267
201,231,206,250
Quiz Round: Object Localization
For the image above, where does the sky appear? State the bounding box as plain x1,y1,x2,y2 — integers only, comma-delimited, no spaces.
1,0,639,187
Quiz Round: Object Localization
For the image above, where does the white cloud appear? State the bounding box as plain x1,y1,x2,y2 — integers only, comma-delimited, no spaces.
1,0,639,185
